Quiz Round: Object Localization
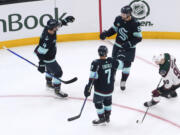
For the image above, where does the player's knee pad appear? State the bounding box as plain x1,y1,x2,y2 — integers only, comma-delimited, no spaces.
95,103,103,109
54,70,63,78
103,98,112,106
95,103,104,115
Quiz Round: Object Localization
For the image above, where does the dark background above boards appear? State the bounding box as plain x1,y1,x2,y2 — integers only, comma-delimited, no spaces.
0,0,42,5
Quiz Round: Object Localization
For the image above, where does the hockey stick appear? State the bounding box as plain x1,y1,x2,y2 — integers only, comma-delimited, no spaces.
67,67,99,121
3,46,77,84
67,79,95,121
59,12,67,21
136,78,162,124
67,97,88,121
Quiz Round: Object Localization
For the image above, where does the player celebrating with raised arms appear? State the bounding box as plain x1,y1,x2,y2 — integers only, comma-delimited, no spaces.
144,53,180,107
100,5,142,91
34,16,75,98
84,45,124,125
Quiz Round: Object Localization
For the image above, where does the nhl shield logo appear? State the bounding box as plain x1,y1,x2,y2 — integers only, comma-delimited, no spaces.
129,0,150,20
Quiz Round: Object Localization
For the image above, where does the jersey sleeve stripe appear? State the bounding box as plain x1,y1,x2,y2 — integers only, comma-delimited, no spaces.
112,25,118,32
133,32,142,38
89,71,98,79
37,46,48,55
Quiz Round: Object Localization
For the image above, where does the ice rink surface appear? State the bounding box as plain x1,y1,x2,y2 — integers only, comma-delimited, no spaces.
0,39,180,135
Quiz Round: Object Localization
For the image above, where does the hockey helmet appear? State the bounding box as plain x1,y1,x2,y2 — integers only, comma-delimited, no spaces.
47,19,61,30
121,5,132,15
152,53,165,64
98,45,108,57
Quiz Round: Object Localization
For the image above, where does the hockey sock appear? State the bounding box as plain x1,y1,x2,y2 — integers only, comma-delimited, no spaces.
54,84,61,93
46,77,52,85
121,73,129,82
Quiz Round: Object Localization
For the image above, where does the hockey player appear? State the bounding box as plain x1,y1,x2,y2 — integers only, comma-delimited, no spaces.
100,5,142,90
34,16,75,97
144,53,180,107
84,45,123,125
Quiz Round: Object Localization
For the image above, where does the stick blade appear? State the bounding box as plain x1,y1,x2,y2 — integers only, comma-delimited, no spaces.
67,115,80,122
63,77,78,84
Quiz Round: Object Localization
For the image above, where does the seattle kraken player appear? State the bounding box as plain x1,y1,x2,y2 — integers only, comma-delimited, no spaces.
34,16,75,97
84,45,123,125
100,5,142,91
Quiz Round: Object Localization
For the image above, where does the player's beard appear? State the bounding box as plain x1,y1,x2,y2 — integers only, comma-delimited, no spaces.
122,14,131,21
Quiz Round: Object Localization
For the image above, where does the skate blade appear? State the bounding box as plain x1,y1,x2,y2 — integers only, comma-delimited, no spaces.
46,86,54,91
54,95,68,100
93,122,106,126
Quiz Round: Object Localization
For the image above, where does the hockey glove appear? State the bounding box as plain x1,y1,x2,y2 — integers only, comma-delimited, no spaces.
152,89,161,97
38,61,45,73
64,16,75,23
100,31,108,40
84,84,91,97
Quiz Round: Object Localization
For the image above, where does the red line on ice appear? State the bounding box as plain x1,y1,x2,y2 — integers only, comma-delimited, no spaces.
136,56,158,68
0,95,179,129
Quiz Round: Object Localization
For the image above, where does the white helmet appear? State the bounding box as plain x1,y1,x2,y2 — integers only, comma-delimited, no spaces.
152,53,165,64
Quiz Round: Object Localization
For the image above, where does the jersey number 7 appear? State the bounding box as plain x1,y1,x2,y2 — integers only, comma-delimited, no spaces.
105,69,111,84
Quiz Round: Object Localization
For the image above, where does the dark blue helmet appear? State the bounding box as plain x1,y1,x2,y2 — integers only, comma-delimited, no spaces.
121,5,132,14
98,45,108,57
47,19,61,30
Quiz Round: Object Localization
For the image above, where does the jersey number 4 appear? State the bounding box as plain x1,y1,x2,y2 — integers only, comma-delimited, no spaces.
105,69,111,84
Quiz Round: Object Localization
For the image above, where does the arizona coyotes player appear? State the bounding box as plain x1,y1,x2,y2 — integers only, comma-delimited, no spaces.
144,53,180,107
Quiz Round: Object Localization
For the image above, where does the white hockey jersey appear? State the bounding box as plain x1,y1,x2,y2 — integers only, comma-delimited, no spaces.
160,53,180,89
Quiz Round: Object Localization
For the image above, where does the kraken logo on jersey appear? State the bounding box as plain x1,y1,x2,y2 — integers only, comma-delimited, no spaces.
129,0,150,20
118,28,128,41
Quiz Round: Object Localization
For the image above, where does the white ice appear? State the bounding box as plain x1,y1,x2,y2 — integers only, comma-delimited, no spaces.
0,39,180,135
